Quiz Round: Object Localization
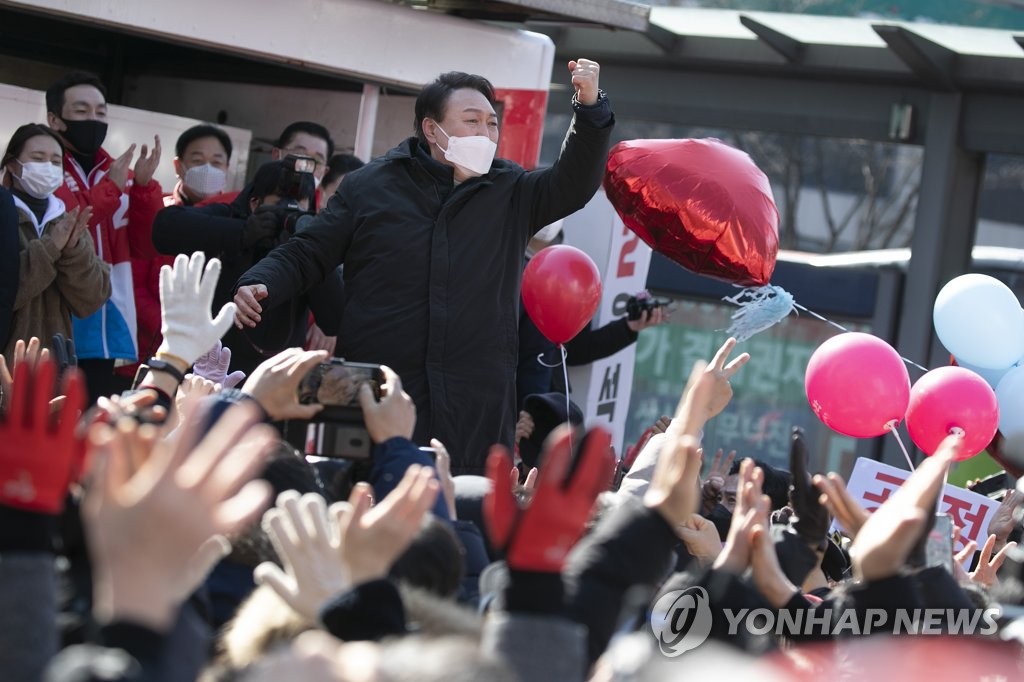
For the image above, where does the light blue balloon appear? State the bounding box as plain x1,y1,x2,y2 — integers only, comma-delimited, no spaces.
996,365,1024,442
956,358,1014,390
933,274,1024,370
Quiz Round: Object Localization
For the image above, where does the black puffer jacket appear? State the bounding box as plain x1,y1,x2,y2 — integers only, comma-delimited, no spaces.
238,97,614,473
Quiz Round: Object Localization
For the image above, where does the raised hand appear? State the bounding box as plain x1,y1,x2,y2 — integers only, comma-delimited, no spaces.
813,471,870,539
157,252,237,366
712,458,765,574
514,410,535,444
0,356,86,514
255,491,350,622
676,513,723,567
334,466,438,586
486,426,614,572
749,493,800,608
84,401,276,630
987,489,1023,552
192,340,247,389
1,337,50,412
241,348,326,421
788,428,830,547
358,366,415,443
849,435,957,582
432,438,458,520
643,432,702,529
107,144,136,191
173,374,219,429
681,338,750,435
133,135,161,187
568,58,601,106
954,533,1018,589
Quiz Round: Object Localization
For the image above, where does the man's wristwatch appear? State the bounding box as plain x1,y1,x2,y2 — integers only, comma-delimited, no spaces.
146,357,187,384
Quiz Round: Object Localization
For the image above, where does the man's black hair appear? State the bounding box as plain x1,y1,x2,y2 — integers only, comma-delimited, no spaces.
175,124,233,161
322,153,365,186
414,71,496,145
728,458,793,511
276,121,335,158
45,71,107,116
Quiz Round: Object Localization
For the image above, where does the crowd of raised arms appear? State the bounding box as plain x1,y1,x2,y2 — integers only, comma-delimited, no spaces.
1,61,1023,682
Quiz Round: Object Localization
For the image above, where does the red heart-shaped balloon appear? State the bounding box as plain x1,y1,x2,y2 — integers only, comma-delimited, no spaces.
604,138,780,286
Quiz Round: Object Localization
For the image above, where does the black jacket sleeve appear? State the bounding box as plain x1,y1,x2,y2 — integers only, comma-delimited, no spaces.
516,95,614,235
562,498,678,664
0,186,18,351
565,318,637,366
236,188,357,315
306,266,345,336
151,203,243,257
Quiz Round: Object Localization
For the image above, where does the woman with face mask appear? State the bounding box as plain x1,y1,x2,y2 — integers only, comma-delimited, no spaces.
0,124,111,365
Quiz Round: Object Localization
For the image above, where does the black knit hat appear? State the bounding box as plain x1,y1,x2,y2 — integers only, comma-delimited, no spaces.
519,392,584,470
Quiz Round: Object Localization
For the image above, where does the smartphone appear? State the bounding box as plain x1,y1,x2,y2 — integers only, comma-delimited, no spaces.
926,513,954,573
297,360,384,412
294,360,385,459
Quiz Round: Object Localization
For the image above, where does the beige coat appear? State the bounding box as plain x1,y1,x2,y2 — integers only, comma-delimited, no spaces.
3,196,111,364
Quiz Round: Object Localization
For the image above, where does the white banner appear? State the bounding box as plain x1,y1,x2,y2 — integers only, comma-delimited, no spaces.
563,191,653,456
843,457,999,560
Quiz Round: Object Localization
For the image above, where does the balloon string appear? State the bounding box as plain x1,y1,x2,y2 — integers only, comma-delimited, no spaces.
561,346,574,450
889,426,916,471
792,302,930,374
537,349,564,368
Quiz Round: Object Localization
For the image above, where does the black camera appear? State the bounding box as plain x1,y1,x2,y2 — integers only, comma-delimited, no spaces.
625,291,671,321
254,154,317,235
286,359,386,461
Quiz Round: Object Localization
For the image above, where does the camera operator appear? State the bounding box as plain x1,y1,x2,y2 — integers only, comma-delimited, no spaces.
516,222,666,409
152,157,343,374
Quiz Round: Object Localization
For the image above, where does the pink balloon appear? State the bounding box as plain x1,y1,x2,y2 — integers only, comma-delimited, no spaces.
906,366,999,460
805,332,911,438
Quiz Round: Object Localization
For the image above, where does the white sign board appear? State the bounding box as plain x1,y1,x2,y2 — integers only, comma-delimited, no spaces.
844,457,999,557
564,191,653,455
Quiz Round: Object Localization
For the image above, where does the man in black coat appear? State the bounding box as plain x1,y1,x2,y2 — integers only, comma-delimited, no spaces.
234,60,614,473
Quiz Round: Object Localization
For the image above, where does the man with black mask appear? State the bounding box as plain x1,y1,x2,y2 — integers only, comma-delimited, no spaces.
45,71,164,400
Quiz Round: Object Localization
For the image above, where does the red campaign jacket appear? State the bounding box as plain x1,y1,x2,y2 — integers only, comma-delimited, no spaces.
55,149,163,361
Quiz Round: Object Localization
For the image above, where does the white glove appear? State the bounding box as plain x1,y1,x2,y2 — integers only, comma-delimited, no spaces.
157,252,237,365
254,491,350,623
192,340,247,389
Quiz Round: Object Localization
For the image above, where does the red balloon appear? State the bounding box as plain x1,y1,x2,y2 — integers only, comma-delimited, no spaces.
604,138,779,286
522,245,602,345
906,366,999,460
805,333,911,438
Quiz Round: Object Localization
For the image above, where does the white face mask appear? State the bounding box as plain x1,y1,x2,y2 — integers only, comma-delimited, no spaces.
433,123,497,178
183,163,227,197
15,161,63,199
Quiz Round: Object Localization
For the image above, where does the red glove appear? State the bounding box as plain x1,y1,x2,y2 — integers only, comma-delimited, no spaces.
485,426,614,573
0,357,87,514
